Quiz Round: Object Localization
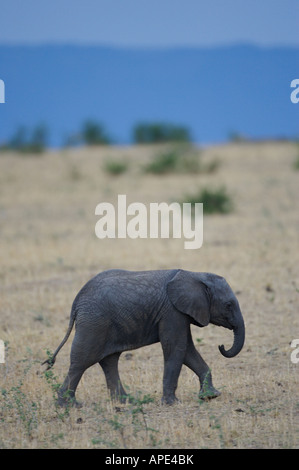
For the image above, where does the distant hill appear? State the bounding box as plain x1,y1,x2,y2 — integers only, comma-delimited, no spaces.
0,44,298,147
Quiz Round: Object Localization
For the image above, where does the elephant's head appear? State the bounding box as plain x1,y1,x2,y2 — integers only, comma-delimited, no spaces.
167,270,245,358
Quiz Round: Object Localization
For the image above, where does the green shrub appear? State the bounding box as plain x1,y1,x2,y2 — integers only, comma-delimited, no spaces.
1,124,48,154
81,120,111,145
144,145,219,175
293,155,299,170
144,149,180,174
104,159,128,175
182,186,233,214
144,145,203,175
133,122,191,144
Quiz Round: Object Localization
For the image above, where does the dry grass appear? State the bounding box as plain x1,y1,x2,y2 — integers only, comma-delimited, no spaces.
0,141,298,449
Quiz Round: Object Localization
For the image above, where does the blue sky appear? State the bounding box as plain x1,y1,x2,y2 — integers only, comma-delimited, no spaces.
1,0,299,47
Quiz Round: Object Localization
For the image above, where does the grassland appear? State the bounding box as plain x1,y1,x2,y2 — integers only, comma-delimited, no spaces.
0,141,298,448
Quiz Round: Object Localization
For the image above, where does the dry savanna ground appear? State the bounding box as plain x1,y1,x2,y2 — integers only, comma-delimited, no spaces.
0,141,298,449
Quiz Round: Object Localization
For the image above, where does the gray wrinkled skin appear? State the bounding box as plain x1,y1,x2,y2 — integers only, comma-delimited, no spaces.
43,269,245,406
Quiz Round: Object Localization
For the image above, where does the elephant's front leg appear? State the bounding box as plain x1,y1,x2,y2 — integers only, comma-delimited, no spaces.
184,332,221,400
162,354,185,405
159,316,189,405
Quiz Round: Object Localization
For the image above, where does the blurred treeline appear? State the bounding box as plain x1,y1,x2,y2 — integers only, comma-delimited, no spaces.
0,120,192,153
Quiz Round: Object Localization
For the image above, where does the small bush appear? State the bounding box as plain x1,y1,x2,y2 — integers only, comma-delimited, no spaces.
104,159,128,175
293,155,299,170
81,120,111,145
144,145,202,175
182,186,233,214
144,149,180,174
133,122,191,144
1,124,48,154
144,145,219,175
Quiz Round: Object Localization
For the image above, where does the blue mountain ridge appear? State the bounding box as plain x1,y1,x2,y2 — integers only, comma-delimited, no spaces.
0,44,298,146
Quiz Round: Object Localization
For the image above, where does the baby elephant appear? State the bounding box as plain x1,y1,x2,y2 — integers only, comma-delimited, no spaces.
43,269,245,406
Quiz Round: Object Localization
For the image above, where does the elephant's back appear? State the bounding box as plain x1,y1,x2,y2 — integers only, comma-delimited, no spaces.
73,268,178,331
75,268,178,302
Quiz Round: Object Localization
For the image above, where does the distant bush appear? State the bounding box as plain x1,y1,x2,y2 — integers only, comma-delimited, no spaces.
133,122,191,144
144,149,182,174
182,186,233,214
293,157,299,170
144,145,219,175
0,124,48,154
104,159,128,175
81,120,111,145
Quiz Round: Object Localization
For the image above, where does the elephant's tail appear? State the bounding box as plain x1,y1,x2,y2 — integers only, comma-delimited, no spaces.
42,306,76,370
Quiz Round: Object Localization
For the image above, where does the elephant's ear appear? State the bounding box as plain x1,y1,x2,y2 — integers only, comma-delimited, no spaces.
166,270,210,326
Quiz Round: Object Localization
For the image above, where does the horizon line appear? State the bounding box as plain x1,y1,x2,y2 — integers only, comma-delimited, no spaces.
0,41,298,50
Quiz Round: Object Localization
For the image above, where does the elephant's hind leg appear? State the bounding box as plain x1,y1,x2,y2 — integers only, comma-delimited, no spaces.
99,353,128,403
58,330,99,407
58,364,85,407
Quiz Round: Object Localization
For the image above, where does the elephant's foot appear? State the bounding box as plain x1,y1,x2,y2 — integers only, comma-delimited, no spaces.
161,395,179,406
57,389,82,408
57,397,83,408
110,390,128,404
198,386,221,401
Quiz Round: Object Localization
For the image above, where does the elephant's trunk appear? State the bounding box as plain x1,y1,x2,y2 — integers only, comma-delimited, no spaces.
218,315,245,358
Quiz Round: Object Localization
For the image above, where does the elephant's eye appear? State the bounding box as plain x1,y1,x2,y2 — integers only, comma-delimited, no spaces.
225,301,233,311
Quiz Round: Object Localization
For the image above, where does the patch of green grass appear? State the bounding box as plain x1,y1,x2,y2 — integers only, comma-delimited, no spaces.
144,145,220,175
144,145,212,175
104,159,129,175
293,155,299,170
1,359,39,439
182,186,234,214
144,149,181,174
90,391,159,449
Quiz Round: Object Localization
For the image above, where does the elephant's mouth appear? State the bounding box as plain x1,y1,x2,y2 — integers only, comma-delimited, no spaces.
212,317,233,330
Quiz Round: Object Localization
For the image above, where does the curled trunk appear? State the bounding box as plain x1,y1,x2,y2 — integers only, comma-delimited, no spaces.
218,316,245,358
